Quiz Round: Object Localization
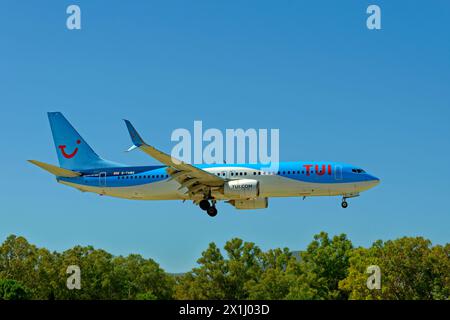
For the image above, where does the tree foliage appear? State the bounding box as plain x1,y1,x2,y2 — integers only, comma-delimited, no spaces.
339,237,450,300
0,279,31,300
0,233,448,300
0,235,173,300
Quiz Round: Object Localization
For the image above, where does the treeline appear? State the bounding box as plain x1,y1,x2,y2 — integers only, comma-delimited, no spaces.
0,232,448,300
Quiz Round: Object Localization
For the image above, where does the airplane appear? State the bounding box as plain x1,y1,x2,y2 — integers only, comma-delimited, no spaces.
29,112,380,217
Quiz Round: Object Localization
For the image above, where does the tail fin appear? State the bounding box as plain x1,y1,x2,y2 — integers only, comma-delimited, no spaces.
48,112,121,170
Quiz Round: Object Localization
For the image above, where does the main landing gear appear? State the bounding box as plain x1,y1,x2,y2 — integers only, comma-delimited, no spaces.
341,199,348,208
199,199,218,217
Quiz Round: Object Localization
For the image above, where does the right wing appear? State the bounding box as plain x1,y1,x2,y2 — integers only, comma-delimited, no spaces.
123,120,224,196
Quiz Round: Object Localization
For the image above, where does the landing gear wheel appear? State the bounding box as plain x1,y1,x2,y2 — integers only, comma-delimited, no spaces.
341,201,348,208
199,200,211,211
206,206,218,217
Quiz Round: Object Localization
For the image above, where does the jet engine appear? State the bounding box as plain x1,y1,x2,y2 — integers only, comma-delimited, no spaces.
224,179,260,199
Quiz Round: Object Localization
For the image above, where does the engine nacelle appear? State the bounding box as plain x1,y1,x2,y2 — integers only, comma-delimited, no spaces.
224,179,260,199
230,198,269,210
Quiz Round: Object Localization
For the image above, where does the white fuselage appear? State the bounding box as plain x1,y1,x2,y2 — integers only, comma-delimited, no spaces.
59,165,379,201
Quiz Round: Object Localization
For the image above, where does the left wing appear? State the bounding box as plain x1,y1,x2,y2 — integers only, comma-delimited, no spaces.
123,120,224,196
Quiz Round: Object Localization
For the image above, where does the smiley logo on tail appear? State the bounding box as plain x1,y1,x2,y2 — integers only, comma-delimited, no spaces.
58,140,81,159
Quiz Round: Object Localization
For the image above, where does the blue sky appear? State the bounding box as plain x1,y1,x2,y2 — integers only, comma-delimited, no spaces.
0,1,449,272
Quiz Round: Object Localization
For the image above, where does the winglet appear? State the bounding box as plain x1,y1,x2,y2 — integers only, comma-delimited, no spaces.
123,120,145,148
126,145,139,152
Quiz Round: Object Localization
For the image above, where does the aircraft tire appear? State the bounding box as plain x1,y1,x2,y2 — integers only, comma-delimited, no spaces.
199,200,211,211
206,206,218,217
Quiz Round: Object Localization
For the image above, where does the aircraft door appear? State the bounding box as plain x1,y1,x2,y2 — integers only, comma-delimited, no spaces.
99,172,107,186
334,165,343,180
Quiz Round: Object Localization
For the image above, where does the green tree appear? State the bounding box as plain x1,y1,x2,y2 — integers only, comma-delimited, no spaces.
175,234,354,300
2,233,448,300
298,232,353,299
223,238,263,299
0,279,31,300
339,237,450,300
111,254,174,300
175,242,228,299
0,235,51,299
175,239,265,299
55,245,114,299
247,248,297,299
136,291,158,300
0,235,37,285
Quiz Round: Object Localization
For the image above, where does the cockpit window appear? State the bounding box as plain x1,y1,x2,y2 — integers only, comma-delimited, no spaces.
352,168,366,174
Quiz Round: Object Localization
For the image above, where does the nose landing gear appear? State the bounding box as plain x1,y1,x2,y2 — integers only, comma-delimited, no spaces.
340,193,359,208
199,199,218,217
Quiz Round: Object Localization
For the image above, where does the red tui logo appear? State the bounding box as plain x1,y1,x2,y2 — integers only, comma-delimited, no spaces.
303,164,332,176
58,140,81,159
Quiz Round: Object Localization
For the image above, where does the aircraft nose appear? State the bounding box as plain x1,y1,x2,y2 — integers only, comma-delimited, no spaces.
368,175,380,186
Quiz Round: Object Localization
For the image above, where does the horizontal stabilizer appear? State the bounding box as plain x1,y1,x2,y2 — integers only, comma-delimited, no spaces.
28,160,81,177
